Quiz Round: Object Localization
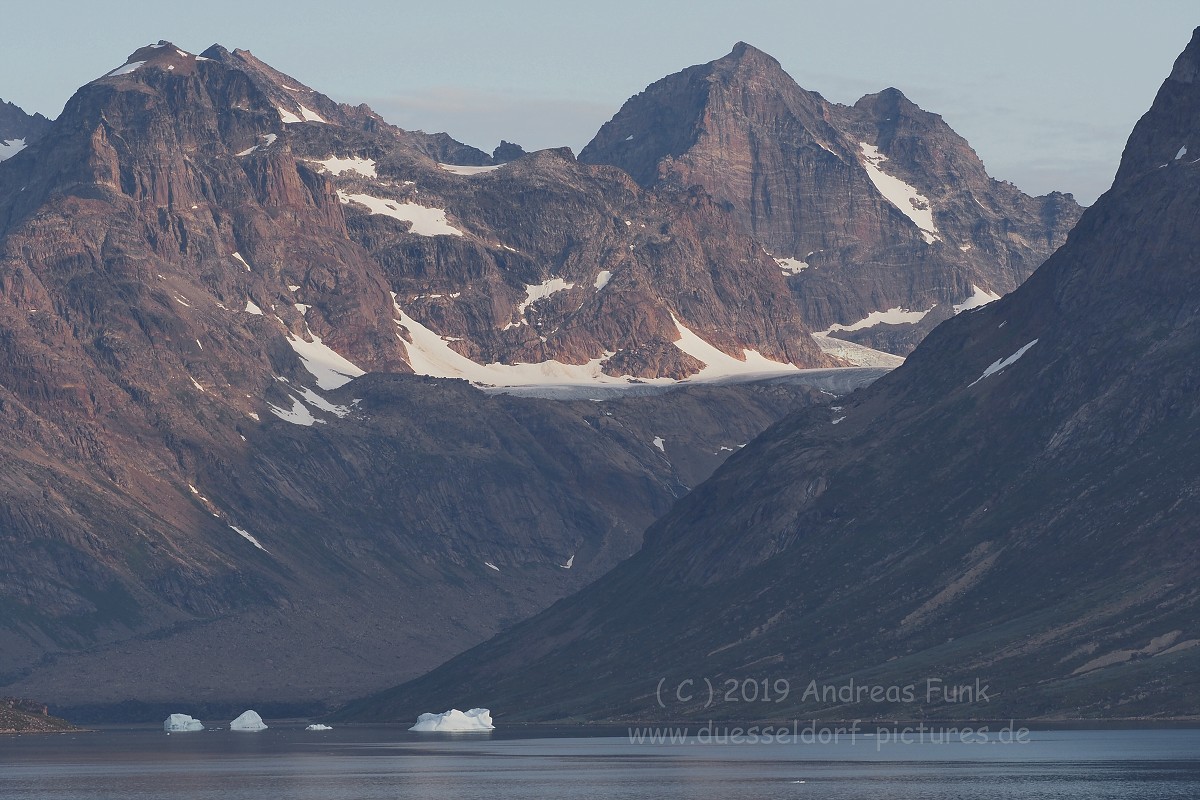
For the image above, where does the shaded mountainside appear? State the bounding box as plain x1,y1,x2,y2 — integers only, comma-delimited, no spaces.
0,40,858,715
345,30,1200,725
580,43,1081,355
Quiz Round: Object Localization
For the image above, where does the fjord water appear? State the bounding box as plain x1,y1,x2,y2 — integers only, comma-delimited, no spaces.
2,727,1198,799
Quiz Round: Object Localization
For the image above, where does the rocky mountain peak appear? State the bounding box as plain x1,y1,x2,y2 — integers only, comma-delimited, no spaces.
581,45,1081,355
1168,25,1200,83
715,41,787,75
1112,26,1200,188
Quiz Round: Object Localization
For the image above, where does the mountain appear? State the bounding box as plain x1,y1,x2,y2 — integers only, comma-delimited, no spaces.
0,41,872,717
579,43,1082,355
348,29,1200,724
0,98,50,162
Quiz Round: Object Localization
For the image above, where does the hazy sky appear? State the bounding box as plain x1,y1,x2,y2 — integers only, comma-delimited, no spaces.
2,1,1196,204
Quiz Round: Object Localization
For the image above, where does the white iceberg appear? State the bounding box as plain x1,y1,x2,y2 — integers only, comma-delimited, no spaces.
230,710,268,731
306,724,333,731
409,707,494,732
164,713,204,732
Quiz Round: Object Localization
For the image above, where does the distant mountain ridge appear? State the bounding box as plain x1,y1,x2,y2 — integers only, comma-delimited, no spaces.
580,43,1081,354
0,98,50,162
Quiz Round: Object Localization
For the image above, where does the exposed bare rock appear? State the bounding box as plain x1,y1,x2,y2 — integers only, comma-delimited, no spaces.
0,698,77,734
580,42,1082,354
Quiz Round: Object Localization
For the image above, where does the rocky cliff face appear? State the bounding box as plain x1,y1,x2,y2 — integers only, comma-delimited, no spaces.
580,43,1081,354
354,30,1200,724
0,41,853,714
0,697,76,734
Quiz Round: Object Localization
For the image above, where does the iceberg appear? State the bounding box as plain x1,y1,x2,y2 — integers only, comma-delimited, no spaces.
230,710,268,731
409,708,494,732
306,724,333,731
164,713,204,732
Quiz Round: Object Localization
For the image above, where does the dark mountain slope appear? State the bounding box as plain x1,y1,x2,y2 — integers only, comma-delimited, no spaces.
348,29,1200,724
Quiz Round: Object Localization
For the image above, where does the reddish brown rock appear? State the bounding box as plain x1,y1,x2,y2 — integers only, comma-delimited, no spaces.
580,42,1082,354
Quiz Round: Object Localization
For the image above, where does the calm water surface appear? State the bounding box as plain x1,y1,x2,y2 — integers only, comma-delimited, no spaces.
1,726,1198,799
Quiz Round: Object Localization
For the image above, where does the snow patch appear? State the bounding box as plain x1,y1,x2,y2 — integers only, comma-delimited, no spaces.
230,710,268,731
560,554,575,569
506,278,574,327
0,138,27,162
297,104,326,123
104,61,146,78
775,257,809,275
670,316,800,379
652,436,665,452
287,330,365,390
294,385,351,417
818,305,935,334
410,708,494,732
244,299,263,315
237,134,276,157
953,285,1002,314
277,107,303,124
338,191,464,237
230,525,267,552
969,339,1039,388
394,299,650,387
859,143,940,242
1176,145,1188,161
310,156,377,177
267,395,317,426
232,252,251,271
484,562,500,571
437,163,502,176
594,270,613,290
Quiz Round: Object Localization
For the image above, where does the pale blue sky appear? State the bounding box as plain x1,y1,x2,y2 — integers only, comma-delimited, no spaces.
1,1,1195,203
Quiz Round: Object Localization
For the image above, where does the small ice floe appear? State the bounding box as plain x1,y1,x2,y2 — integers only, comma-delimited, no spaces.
230,710,268,731
164,713,204,732
306,724,333,731
409,708,494,732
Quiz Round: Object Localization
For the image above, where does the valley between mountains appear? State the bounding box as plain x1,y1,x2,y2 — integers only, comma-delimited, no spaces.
5,31,1171,724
